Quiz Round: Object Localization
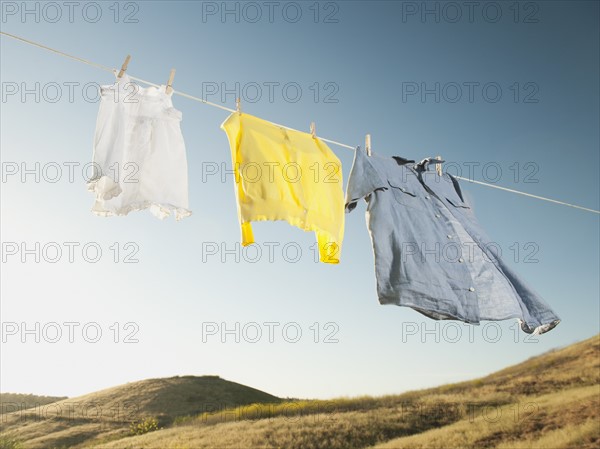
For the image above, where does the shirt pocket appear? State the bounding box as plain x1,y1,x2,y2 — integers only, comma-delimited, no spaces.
387,179,423,211
446,197,470,209
445,197,475,220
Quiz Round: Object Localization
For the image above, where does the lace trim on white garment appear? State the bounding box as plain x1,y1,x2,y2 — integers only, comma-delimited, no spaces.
91,200,192,221
87,177,191,221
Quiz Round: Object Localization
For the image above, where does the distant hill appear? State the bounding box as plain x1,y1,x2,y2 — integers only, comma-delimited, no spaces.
0,393,67,415
33,374,281,423
0,375,281,449
1,335,599,449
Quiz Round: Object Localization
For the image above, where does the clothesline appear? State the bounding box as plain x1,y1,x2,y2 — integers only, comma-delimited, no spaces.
0,31,354,149
453,177,599,214
1,31,598,215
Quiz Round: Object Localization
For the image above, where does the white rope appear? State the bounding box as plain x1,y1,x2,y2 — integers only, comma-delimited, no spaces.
1,31,114,73
455,176,599,214
0,31,237,114
1,31,598,215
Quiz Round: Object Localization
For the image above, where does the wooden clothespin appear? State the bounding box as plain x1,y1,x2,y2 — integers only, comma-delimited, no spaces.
435,155,442,176
236,97,241,115
117,55,131,79
365,134,372,156
310,122,316,139
166,69,176,94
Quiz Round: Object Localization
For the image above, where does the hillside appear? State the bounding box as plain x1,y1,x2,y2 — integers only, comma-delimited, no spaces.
0,394,67,415
0,375,281,449
1,335,599,449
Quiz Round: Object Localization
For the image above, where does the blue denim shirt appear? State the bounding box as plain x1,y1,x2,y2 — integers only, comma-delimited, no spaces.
345,148,560,334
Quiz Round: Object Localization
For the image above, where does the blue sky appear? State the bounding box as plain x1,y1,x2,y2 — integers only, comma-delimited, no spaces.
1,1,598,400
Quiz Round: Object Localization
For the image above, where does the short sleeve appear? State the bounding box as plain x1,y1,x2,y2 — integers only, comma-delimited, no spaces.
345,147,386,212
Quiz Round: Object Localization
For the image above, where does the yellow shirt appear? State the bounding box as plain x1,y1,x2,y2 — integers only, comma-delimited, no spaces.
221,113,344,264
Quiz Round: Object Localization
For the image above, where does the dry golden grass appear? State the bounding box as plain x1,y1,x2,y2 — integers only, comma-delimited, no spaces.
1,395,67,416
0,375,280,449
371,385,599,448
2,334,598,449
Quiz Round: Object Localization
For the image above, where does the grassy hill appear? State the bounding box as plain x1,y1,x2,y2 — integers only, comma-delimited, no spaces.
1,335,598,449
1,394,67,415
0,375,281,449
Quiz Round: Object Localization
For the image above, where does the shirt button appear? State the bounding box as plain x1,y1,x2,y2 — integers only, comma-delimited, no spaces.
400,188,406,192
469,287,475,292
447,235,453,239
459,258,464,263
425,195,430,199
435,214,441,218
